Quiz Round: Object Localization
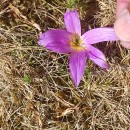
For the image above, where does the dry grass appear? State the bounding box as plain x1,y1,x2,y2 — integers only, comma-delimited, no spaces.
0,0,130,130
94,0,116,27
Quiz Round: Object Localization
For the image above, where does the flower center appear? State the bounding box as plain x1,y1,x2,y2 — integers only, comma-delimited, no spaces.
70,34,85,51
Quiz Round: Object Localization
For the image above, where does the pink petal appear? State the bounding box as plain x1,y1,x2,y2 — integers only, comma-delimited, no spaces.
116,0,130,17
120,41,130,49
64,10,81,36
38,29,72,54
114,9,130,49
114,0,130,49
81,28,119,45
69,51,86,86
87,45,109,69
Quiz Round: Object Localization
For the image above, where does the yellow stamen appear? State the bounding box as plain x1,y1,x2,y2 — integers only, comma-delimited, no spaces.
69,34,85,51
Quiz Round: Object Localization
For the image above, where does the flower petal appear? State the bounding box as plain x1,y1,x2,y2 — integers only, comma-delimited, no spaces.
87,45,109,69
38,29,72,54
81,28,119,45
114,9,130,49
116,0,129,17
64,10,81,36
120,41,130,49
69,51,86,86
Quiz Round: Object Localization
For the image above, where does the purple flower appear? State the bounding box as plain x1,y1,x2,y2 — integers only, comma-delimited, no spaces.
38,10,119,86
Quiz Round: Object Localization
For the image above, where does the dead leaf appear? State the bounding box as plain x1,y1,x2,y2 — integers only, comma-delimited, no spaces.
57,107,74,118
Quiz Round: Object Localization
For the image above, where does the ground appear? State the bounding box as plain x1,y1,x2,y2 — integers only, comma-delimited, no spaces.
0,0,130,130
